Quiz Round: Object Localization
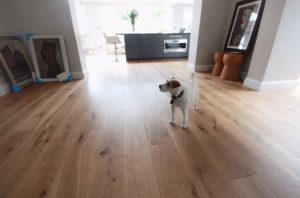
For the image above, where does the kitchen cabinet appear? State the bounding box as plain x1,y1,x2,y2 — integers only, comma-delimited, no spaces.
124,33,190,61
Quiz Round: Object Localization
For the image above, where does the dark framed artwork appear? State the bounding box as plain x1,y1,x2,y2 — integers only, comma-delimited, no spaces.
0,37,34,87
29,34,70,82
224,0,266,53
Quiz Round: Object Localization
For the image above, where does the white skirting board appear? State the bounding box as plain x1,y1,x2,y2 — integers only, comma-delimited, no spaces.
195,64,213,72
243,77,299,91
186,63,195,72
0,69,89,96
70,68,89,80
0,82,10,96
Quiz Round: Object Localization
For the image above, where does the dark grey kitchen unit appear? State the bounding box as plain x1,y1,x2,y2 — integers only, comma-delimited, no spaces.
124,33,190,61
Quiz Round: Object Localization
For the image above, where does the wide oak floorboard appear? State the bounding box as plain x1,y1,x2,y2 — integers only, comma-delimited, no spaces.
1,55,300,198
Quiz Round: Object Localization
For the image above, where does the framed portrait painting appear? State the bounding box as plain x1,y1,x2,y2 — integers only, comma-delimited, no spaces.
0,37,34,88
29,34,70,82
224,0,266,53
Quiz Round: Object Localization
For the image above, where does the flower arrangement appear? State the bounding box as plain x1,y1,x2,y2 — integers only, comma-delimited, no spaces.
128,9,139,32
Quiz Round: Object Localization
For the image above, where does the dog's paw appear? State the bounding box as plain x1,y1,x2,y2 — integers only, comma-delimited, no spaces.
169,119,175,124
182,124,188,129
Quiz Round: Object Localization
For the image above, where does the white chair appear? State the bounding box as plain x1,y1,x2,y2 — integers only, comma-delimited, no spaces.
103,33,122,61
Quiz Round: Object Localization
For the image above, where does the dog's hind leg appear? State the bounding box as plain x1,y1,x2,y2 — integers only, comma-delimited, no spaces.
194,88,199,110
194,80,200,110
170,104,175,124
182,107,188,128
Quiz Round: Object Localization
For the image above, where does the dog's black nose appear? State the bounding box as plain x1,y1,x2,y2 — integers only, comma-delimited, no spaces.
159,85,162,88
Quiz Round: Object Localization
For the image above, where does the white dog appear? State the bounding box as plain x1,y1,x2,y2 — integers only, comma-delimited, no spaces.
159,73,198,128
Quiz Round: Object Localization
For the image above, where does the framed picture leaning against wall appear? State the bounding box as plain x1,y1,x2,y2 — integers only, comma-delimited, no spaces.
28,34,70,82
224,0,266,53
0,37,34,88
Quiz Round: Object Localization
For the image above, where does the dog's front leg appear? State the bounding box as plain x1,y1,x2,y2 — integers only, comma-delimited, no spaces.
182,108,188,128
170,104,175,124
194,98,198,110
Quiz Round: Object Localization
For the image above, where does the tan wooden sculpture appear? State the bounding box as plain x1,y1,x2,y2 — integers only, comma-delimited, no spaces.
220,53,244,81
212,52,225,76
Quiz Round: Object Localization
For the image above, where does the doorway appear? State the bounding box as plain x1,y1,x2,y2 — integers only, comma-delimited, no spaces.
73,0,194,67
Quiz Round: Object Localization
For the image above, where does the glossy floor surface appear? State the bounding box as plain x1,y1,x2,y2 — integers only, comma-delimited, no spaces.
1,54,300,198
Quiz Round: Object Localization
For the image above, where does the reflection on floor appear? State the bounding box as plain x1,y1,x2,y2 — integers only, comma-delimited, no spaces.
1,54,300,198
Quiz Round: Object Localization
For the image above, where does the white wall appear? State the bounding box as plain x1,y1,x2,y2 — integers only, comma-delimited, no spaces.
0,3,16,36
6,0,87,77
188,0,202,69
79,1,188,50
68,0,88,74
75,1,90,35
242,0,300,91
0,1,15,95
188,0,235,71
81,1,175,33
263,0,300,81
172,4,193,32
245,0,286,82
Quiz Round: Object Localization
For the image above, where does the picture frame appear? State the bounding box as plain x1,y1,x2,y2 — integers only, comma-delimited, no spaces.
224,0,266,53
0,37,34,88
28,34,70,82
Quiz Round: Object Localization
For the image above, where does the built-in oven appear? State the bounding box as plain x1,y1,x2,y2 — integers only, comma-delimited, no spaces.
164,39,188,53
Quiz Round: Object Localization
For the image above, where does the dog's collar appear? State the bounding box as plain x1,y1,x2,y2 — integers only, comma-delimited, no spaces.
170,90,184,104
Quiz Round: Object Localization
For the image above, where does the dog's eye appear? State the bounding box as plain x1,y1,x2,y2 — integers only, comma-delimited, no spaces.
166,82,170,86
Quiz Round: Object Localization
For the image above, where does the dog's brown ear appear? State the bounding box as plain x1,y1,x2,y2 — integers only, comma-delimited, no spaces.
170,80,181,88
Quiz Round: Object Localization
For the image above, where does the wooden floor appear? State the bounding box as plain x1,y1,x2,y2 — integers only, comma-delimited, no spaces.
1,55,300,198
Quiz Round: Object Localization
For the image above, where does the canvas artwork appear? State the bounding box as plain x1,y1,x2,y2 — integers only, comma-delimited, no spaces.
29,34,70,82
224,0,266,53
0,38,33,87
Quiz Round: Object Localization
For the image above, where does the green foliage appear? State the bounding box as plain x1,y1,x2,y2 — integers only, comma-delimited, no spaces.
128,9,139,32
